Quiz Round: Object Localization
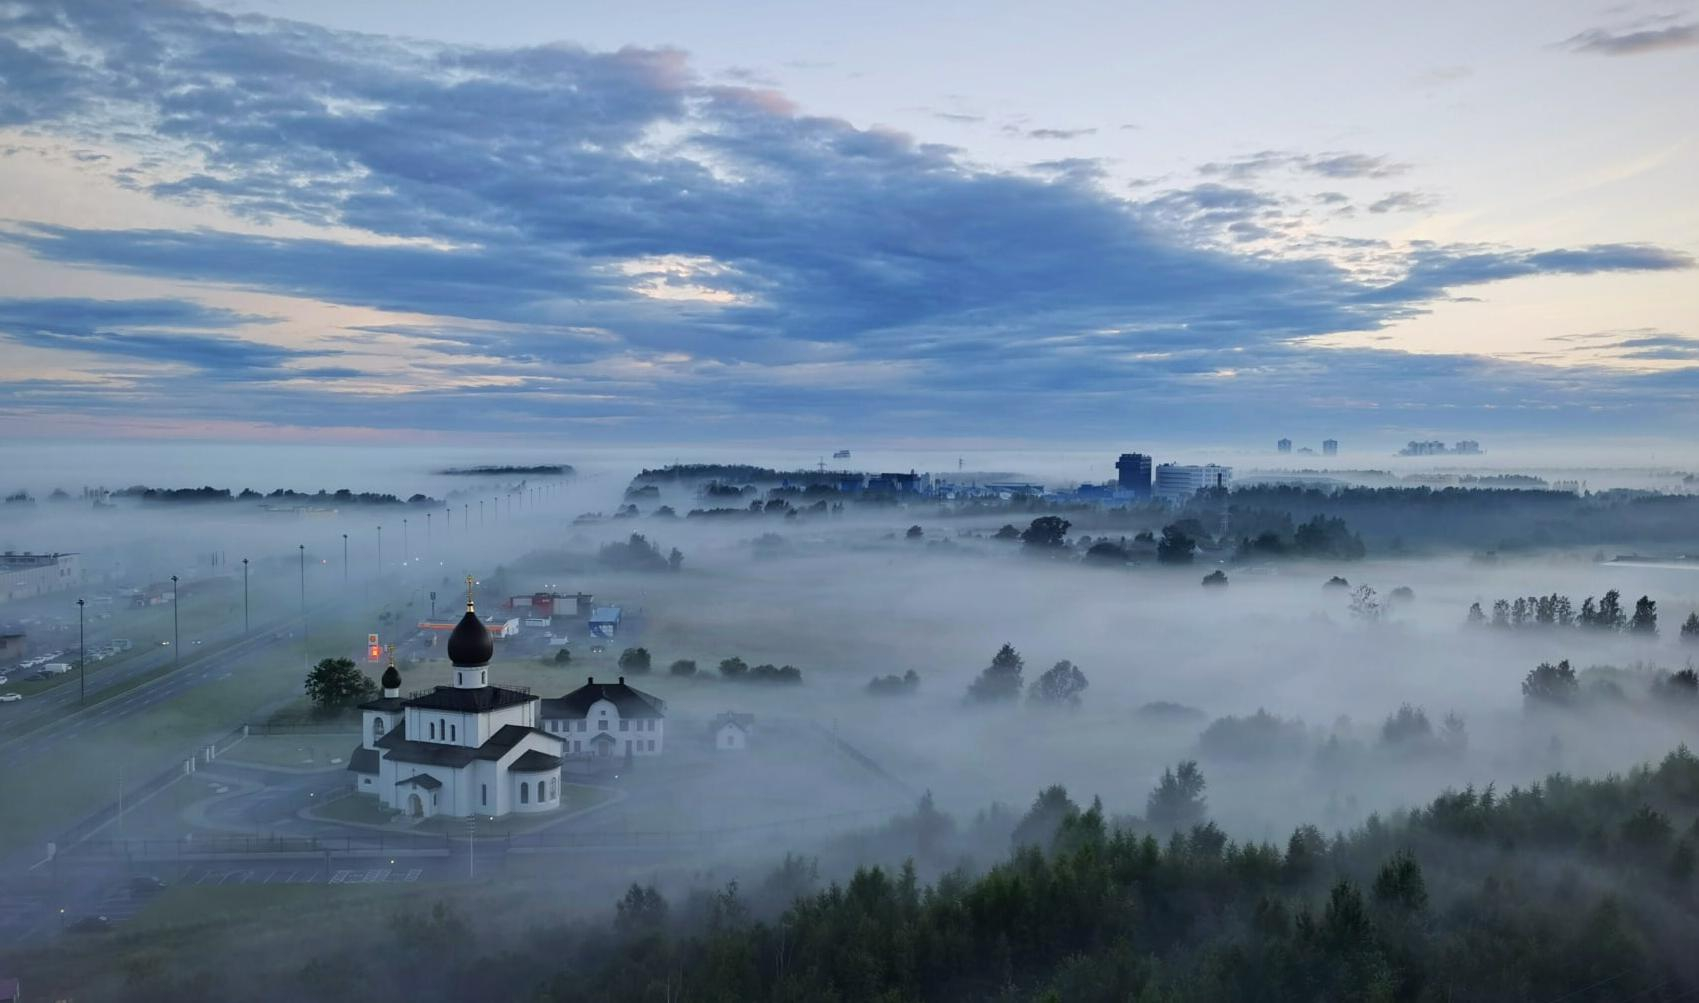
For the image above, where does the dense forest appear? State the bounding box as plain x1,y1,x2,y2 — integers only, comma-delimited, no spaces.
115,746,1699,1001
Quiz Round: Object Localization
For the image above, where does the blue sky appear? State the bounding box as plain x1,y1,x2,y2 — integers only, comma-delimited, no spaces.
0,0,1695,448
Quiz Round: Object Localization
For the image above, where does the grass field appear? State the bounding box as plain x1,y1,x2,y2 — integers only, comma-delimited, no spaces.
219,732,358,770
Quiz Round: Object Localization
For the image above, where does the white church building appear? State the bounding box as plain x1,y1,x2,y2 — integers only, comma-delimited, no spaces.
348,580,565,819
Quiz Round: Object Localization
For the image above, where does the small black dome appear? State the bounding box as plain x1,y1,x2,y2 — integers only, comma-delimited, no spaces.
446,609,493,667
380,663,402,690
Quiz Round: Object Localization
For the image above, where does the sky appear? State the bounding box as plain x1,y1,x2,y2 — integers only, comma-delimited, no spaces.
0,0,1696,450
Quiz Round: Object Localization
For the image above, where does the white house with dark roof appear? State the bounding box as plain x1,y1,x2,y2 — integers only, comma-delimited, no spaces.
540,675,666,758
348,579,564,819
709,711,754,751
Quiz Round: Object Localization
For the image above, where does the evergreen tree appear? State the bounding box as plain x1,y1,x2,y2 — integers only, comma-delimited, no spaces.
1466,601,1486,626
967,644,1025,703
1629,596,1657,636
1683,612,1699,643
1146,760,1207,833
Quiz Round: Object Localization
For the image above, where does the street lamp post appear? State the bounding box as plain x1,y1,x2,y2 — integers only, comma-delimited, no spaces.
426,512,431,550
76,598,85,704
376,525,383,575
403,518,409,564
171,575,179,667
242,558,249,634
299,544,307,670
342,533,349,586
479,500,484,527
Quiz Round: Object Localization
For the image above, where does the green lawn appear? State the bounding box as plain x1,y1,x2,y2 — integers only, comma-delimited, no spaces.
219,733,359,770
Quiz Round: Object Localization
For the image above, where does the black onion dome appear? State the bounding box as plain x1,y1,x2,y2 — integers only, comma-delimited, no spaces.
446,609,493,667
380,663,402,690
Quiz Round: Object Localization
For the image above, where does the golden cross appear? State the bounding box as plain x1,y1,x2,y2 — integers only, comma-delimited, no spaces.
465,574,476,611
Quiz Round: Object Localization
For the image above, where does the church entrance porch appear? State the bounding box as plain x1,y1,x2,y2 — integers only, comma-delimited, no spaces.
408,794,423,818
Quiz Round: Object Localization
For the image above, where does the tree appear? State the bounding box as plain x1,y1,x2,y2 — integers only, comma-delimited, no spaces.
1011,785,1078,849
669,659,697,677
613,883,668,935
1595,589,1626,630
1522,660,1578,709
1372,850,1429,913
1202,569,1228,588
868,670,920,695
992,524,1020,541
1683,612,1699,643
1147,760,1207,833
905,525,923,540
1084,540,1129,565
718,657,749,680
1629,596,1657,636
1028,660,1088,708
1156,525,1196,565
966,643,1024,703
1348,584,1382,621
1466,601,1486,626
553,647,572,664
668,547,684,571
1380,704,1433,748
304,657,375,712
618,647,652,674
1021,516,1070,549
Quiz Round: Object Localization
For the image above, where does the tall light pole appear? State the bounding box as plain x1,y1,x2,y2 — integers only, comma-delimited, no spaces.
170,575,179,667
479,500,484,527
463,502,469,530
403,518,409,564
342,533,349,586
376,524,383,575
242,558,249,634
426,511,432,550
76,598,85,704
299,544,307,670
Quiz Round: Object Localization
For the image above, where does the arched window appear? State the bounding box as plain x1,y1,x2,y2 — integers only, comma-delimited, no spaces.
450,724,457,742
428,721,436,740
520,782,529,804
550,778,558,799
371,717,384,742
481,784,488,806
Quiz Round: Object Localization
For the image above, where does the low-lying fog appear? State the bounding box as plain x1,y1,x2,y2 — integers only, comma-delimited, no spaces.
3,440,1698,856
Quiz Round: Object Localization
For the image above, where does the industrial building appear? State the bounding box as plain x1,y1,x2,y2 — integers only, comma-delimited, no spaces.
0,552,82,602
1322,439,1339,456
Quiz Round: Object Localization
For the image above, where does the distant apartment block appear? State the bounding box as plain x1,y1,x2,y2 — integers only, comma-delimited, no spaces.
1153,464,1233,502
1322,439,1338,456
1115,453,1153,497
1277,438,1292,453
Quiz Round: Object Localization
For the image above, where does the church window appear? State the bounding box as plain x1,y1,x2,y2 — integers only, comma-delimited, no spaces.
577,720,586,732
599,719,608,731
372,718,384,742
450,724,457,742
619,720,628,732
550,778,558,799
429,722,436,740
520,782,529,804
481,784,488,806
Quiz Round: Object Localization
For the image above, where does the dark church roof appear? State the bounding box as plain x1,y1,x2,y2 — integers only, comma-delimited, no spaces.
374,723,559,768
347,747,380,774
541,677,666,720
447,608,493,667
404,685,535,714
510,750,564,772
396,774,443,790
358,695,407,712
381,663,402,690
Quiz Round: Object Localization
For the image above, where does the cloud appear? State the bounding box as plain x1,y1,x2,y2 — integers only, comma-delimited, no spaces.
1562,21,1698,56
1199,150,1409,181
1368,191,1439,214
0,0,1692,439
1010,126,1098,140
0,297,326,376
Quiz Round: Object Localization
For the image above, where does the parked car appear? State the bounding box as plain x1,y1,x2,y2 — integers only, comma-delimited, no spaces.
0,691,18,702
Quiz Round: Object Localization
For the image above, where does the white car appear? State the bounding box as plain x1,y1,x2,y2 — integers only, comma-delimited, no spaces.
0,693,22,703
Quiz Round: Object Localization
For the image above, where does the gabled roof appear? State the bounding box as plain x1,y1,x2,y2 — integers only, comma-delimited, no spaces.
510,749,563,772
373,723,559,768
541,678,666,720
347,747,380,774
396,774,443,790
358,695,406,712
710,711,755,733
403,685,535,714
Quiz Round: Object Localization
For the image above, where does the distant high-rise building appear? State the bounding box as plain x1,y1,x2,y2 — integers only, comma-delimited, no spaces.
1322,439,1338,456
1115,453,1152,497
1277,438,1292,454
1153,463,1233,502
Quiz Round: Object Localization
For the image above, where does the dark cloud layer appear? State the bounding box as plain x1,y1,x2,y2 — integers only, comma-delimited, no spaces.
0,0,1693,439
1563,21,1698,56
